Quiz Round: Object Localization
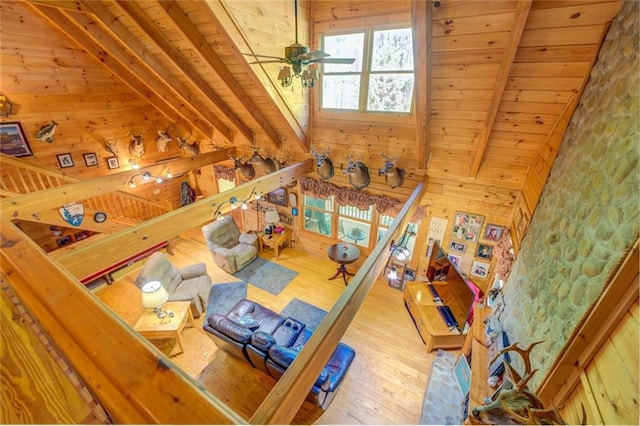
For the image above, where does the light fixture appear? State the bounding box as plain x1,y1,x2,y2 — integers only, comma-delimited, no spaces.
264,208,280,233
140,280,172,319
278,62,318,88
128,159,140,170
212,187,258,220
127,171,170,188
0,94,14,117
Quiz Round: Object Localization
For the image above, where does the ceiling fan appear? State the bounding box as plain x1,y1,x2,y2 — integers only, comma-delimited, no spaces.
243,0,355,88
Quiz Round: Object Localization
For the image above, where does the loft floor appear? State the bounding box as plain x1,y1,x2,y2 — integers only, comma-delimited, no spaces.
94,227,442,424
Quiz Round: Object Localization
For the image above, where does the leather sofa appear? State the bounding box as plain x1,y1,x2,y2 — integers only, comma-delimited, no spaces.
201,216,258,274
203,299,355,409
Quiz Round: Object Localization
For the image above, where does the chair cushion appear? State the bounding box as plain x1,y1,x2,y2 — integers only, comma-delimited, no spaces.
324,343,356,392
251,331,276,351
207,313,253,343
268,345,330,389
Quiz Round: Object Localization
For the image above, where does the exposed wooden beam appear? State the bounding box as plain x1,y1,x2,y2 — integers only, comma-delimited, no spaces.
158,0,282,149
204,0,311,153
0,219,244,424
26,3,213,137
469,0,532,177
113,0,254,144
52,160,314,280
412,0,431,170
80,0,234,141
15,208,132,233
250,181,428,424
1,150,233,220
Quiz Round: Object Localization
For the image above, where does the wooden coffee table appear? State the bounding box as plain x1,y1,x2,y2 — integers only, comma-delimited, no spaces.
133,301,194,356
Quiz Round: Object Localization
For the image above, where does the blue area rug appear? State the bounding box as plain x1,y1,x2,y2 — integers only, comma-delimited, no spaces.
281,298,327,331
206,281,247,318
233,257,298,295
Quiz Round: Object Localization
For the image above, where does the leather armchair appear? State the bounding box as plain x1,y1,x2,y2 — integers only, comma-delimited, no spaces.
201,216,258,274
135,252,212,318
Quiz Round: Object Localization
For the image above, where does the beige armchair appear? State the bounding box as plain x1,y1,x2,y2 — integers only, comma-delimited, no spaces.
135,252,212,318
201,216,258,274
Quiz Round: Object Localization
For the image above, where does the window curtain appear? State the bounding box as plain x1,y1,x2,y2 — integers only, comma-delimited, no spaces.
299,176,403,217
214,165,235,182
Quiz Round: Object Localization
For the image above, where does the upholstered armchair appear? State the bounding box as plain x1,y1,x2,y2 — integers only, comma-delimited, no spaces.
201,216,258,274
135,252,212,318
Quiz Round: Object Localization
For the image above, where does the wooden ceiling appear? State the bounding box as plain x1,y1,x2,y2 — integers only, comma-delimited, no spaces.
5,0,624,211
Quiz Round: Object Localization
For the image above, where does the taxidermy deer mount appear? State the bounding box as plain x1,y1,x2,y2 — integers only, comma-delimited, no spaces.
311,148,335,180
343,153,370,190
469,340,584,425
378,153,405,188
177,135,200,156
128,131,145,158
229,155,256,180
155,126,173,152
248,147,279,174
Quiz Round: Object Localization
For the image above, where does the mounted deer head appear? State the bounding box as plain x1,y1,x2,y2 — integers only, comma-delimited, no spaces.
378,153,405,188
343,154,370,190
469,340,580,425
127,132,145,158
229,155,256,180
155,127,173,152
177,135,200,156
248,148,277,174
311,148,334,180
104,140,119,157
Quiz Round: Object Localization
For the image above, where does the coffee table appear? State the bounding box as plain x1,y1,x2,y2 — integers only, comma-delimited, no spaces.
327,242,360,285
133,301,194,356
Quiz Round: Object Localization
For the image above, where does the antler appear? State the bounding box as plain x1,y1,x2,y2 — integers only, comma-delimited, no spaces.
490,340,544,390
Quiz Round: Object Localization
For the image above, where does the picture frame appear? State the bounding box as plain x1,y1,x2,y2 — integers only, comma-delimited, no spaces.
470,260,490,279
56,153,74,168
476,244,493,260
107,157,119,169
448,253,462,269
454,352,472,397
484,224,503,241
449,240,467,253
452,211,484,243
83,152,98,167
267,187,288,207
0,122,33,157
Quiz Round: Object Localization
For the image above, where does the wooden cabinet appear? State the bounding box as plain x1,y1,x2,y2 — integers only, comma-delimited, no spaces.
404,281,467,352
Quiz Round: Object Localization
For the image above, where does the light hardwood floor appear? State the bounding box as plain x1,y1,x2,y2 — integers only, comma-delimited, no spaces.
94,228,445,424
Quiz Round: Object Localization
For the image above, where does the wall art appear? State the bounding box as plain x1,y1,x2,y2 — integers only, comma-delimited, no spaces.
83,153,98,167
107,157,119,169
57,153,74,168
449,240,467,253
267,187,288,207
476,244,493,260
0,122,33,157
452,211,484,242
470,260,490,279
484,224,503,241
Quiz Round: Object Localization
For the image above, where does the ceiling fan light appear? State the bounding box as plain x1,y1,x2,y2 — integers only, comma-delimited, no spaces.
278,66,293,87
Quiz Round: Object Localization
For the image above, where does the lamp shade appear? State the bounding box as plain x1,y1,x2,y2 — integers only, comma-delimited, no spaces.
140,280,169,309
264,208,280,224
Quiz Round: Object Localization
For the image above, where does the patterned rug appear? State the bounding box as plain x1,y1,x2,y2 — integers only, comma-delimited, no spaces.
419,349,466,425
206,281,247,318
281,298,327,331
233,257,298,295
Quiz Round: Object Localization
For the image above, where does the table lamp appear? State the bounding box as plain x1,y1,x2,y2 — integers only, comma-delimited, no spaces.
264,208,280,234
141,280,171,318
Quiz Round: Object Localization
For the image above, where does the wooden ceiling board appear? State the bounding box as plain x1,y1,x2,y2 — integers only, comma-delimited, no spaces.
432,11,518,37
313,0,410,22
526,1,623,28
431,63,501,78
432,1,518,20
431,48,505,65
431,31,511,52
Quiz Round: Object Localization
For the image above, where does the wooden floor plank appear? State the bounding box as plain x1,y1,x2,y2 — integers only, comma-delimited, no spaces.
94,227,445,424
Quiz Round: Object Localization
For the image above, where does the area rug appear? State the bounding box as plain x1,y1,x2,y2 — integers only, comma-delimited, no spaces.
419,349,466,425
232,257,298,295
206,281,247,318
281,298,327,331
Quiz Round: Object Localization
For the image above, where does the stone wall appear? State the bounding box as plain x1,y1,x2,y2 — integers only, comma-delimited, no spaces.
500,1,639,390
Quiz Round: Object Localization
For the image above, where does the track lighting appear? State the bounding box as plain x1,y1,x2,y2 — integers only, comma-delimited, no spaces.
127,171,171,188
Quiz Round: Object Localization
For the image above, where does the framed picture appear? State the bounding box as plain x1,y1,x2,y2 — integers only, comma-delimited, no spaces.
484,224,503,241
470,260,490,279
267,187,288,207
107,157,119,169
0,122,33,157
83,153,98,167
476,244,493,260
448,254,462,269
291,207,298,216
452,211,484,243
449,240,467,253
56,153,74,168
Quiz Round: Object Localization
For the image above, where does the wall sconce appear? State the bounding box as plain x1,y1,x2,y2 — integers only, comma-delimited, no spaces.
213,188,258,220
0,94,14,117
127,171,169,188
128,159,141,170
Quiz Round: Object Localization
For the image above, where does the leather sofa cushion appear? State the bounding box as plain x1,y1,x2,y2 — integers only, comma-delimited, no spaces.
324,343,356,392
251,331,276,351
268,345,330,389
207,313,253,343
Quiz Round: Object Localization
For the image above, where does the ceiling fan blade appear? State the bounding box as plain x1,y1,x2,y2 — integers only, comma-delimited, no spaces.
317,57,356,64
242,52,286,61
248,60,287,65
298,50,329,61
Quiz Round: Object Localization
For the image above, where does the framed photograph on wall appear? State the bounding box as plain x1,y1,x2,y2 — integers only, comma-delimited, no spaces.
0,122,33,157
448,254,462,269
83,153,98,167
267,187,288,207
452,211,484,243
449,240,467,253
56,153,74,168
107,157,119,169
476,244,493,260
484,224,503,241
470,260,490,279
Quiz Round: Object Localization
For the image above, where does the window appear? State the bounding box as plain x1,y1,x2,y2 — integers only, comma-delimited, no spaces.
321,27,414,113
303,195,333,235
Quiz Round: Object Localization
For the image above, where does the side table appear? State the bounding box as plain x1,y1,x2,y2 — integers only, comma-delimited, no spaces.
258,228,291,259
134,301,194,356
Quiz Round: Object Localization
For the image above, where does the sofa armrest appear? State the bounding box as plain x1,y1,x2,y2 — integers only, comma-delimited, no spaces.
207,314,253,343
213,247,235,257
169,288,198,301
180,263,207,280
268,345,329,389
239,233,258,245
